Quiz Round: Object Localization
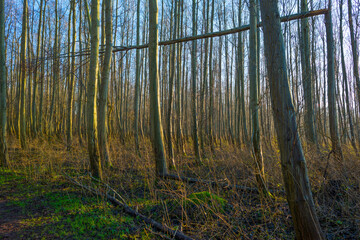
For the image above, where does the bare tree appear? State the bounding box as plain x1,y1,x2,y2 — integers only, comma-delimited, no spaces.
149,0,167,176
87,0,102,180
0,0,8,166
98,0,113,167
259,0,324,239
19,0,28,149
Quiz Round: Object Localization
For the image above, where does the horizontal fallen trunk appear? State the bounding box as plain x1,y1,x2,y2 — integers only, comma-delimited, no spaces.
40,9,328,61
64,174,194,240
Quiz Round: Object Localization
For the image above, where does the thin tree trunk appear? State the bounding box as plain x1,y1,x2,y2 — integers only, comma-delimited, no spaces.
149,0,167,176
133,0,141,155
191,0,201,164
19,0,28,149
87,0,102,180
325,2,343,162
339,0,357,153
98,0,112,167
300,0,317,146
0,0,8,167
67,0,76,150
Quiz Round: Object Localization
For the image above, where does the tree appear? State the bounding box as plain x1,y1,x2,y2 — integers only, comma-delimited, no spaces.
19,0,28,149
87,0,102,180
133,0,141,155
67,0,76,150
31,0,44,138
98,0,112,167
249,0,267,193
0,0,8,167
339,0,357,153
149,0,167,176
325,1,343,162
348,0,360,110
259,0,324,239
300,0,317,146
191,0,201,164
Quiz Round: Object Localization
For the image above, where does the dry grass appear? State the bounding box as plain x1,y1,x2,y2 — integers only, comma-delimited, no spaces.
4,135,360,239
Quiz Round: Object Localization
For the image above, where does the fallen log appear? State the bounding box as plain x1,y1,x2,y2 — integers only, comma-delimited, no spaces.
63,174,194,240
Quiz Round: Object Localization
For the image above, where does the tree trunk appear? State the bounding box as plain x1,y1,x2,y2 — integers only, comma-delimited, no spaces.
259,0,324,239
67,0,76,150
191,0,201,164
87,0,102,180
348,0,360,112
0,0,8,167
133,0,141,155
149,0,167,176
249,0,267,194
98,0,112,168
300,0,317,146
19,0,28,149
325,2,343,162
339,0,357,153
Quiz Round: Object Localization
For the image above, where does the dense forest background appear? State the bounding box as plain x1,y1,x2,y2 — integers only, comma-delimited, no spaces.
0,0,360,239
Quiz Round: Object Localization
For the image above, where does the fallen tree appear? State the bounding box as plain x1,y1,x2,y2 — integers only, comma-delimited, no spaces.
64,173,194,240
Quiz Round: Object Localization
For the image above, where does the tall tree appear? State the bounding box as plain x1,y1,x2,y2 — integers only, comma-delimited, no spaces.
133,0,141,155
149,0,167,176
166,0,177,163
300,0,317,146
191,0,201,163
348,0,360,109
19,0,28,149
339,0,357,153
326,1,343,162
259,0,324,239
249,0,267,193
67,0,76,150
0,0,8,166
98,0,112,167
87,0,102,179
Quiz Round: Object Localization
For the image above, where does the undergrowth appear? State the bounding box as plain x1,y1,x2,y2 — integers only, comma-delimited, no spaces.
1,136,359,239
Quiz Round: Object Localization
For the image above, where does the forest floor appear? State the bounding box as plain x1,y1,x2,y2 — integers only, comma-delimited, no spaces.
0,136,359,239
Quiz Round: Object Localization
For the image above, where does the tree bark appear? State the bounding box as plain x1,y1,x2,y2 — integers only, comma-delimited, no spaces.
191,0,201,164
149,0,167,176
300,0,318,146
67,0,76,150
98,0,112,167
0,0,8,167
19,0,28,149
87,0,102,180
259,0,324,239
325,2,343,162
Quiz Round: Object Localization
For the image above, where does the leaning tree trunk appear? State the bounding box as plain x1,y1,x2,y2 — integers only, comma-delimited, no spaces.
19,0,28,149
87,0,102,180
98,0,112,168
149,0,167,176
0,0,9,167
259,0,325,239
